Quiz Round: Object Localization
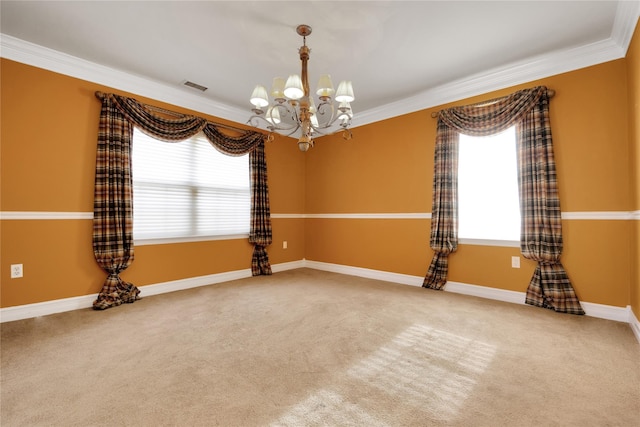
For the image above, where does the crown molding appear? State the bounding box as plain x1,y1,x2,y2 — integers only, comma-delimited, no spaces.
354,37,625,127
0,34,249,125
2,5,639,129
612,0,640,53
354,2,639,127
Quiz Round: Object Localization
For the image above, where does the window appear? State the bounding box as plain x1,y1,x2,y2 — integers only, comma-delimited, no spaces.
131,128,250,243
458,126,520,243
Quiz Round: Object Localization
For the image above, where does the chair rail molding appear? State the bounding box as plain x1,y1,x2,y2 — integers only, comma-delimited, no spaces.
3,211,638,221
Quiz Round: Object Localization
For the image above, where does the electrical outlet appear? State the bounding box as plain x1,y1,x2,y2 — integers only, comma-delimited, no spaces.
283,241,288,249
511,256,520,268
11,264,23,278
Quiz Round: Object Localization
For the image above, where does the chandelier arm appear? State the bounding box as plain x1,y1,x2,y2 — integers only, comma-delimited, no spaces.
315,113,353,131
247,115,272,129
325,114,352,129
250,100,297,129
274,102,300,126
308,126,329,136
248,114,302,134
313,101,339,128
278,123,303,137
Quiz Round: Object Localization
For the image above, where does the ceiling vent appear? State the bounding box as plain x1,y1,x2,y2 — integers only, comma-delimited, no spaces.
183,80,208,92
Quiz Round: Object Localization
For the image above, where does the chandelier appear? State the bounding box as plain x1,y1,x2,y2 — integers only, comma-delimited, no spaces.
247,24,355,152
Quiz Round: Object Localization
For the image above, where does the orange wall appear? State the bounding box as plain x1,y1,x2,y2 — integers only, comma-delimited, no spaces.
627,19,640,318
0,59,306,307
1,41,637,311
265,132,307,264
305,111,433,214
306,59,632,307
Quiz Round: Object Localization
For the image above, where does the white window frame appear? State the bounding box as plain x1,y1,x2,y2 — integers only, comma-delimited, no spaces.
131,129,251,246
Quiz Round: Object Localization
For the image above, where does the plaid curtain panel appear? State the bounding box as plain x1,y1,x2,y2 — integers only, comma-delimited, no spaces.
93,95,140,310
93,93,273,309
424,86,584,315
517,93,583,314
248,142,273,275
423,119,459,290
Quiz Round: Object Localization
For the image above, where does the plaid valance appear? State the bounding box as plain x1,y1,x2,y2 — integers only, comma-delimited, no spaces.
438,86,546,136
95,92,265,152
203,124,264,156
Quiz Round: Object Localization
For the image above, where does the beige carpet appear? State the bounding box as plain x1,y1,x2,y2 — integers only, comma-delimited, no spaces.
1,268,639,426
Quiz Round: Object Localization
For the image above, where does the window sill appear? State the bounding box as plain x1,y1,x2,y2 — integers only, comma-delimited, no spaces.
458,238,520,248
134,233,250,246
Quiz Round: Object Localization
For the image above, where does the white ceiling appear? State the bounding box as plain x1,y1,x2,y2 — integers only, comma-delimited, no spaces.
1,1,639,127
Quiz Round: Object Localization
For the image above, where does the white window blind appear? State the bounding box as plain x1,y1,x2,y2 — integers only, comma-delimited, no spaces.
131,128,250,242
458,126,520,242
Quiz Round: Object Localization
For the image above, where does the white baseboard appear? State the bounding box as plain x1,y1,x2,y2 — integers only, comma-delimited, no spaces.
2,259,639,346
271,260,306,273
0,262,302,323
0,294,98,323
445,281,526,305
304,260,424,287
303,260,639,343
448,281,630,323
580,301,631,323
630,307,640,344
0,260,307,323
139,268,252,298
